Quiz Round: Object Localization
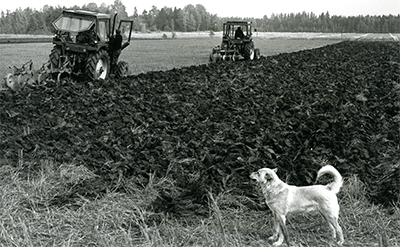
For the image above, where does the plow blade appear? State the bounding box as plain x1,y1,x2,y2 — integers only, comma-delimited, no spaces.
3,71,50,90
2,60,51,90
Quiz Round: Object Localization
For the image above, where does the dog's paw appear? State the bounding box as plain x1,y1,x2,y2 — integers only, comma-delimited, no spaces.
272,241,283,247
268,233,279,241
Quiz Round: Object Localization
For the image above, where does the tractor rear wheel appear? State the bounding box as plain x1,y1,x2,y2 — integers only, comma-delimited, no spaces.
244,42,255,60
115,61,129,79
85,50,110,81
49,46,62,70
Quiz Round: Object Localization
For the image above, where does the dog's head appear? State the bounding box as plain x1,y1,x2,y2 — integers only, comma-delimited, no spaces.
250,168,279,184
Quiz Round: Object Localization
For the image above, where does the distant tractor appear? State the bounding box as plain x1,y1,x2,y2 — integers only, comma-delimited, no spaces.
4,10,133,89
210,21,260,62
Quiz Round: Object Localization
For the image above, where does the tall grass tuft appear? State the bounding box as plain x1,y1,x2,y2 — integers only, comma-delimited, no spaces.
339,175,399,247
0,158,399,246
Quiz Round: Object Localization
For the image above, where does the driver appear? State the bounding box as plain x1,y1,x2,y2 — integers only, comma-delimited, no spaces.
234,26,245,39
76,24,98,44
109,29,123,73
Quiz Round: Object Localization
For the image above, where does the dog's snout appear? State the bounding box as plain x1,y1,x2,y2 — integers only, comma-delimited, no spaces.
249,172,258,180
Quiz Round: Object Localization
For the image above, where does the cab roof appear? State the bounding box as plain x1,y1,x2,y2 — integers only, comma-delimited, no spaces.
62,10,110,19
225,21,252,25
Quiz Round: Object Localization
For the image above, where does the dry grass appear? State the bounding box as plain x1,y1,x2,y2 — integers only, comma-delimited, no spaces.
0,158,398,247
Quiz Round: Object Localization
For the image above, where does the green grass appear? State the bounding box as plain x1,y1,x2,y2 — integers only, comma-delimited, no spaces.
0,159,398,246
0,38,340,79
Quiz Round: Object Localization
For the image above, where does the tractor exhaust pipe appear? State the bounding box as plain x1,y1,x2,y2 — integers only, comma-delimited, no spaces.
112,13,118,37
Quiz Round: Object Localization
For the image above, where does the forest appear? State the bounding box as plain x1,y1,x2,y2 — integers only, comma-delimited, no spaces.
0,0,399,34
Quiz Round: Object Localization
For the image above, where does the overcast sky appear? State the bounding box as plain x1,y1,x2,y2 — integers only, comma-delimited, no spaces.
1,0,399,18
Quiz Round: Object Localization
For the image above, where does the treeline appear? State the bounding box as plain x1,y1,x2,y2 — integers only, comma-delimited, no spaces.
0,1,128,34
1,1,399,34
261,12,400,33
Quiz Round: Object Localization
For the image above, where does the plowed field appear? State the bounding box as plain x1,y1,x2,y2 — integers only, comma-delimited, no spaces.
1,41,399,210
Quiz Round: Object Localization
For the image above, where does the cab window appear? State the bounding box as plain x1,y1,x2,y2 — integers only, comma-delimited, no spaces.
53,16,94,33
98,21,108,41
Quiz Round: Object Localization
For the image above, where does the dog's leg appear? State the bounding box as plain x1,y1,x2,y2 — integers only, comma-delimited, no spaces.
268,212,279,241
273,215,290,247
321,211,344,246
332,217,344,245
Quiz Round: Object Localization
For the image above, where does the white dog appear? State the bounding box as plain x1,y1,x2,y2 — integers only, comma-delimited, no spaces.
250,165,344,246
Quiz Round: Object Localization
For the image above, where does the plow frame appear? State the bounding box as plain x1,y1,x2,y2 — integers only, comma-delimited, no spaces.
2,60,51,90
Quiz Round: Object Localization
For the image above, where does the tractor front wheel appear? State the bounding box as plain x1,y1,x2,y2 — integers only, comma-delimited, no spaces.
209,52,215,62
210,52,222,62
254,48,261,60
85,50,110,81
115,61,129,79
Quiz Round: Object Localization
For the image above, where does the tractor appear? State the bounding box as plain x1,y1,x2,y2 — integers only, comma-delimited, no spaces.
3,10,133,89
210,21,260,62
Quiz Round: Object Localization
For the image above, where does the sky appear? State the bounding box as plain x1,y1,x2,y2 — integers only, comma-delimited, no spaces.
1,0,399,18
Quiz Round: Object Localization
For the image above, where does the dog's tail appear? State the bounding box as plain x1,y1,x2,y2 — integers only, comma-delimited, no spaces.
316,165,343,194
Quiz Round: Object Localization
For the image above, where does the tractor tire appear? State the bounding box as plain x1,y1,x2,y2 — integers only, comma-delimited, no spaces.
5,73,18,90
115,61,129,79
49,46,62,70
85,50,110,81
244,42,255,60
209,52,215,62
210,51,222,63
254,48,261,60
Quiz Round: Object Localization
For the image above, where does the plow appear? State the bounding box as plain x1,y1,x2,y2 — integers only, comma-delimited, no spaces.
3,57,75,90
3,60,51,90
2,9,133,90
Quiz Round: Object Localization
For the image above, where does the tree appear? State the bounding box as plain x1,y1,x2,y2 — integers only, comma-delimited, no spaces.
185,13,197,31
98,3,109,13
110,0,128,20
195,4,210,31
156,7,171,31
132,7,142,31
83,3,99,12
184,5,199,31
357,19,369,33
143,6,159,31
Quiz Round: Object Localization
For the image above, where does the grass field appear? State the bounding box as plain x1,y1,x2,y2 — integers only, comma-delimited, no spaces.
0,161,398,246
0,37,341,79
2,31,398,78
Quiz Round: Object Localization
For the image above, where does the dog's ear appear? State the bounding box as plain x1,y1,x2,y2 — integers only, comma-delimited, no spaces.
272,168,278,173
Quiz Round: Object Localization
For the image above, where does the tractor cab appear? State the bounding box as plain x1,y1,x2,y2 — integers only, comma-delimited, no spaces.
52,10,111,47
223,21,252,41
